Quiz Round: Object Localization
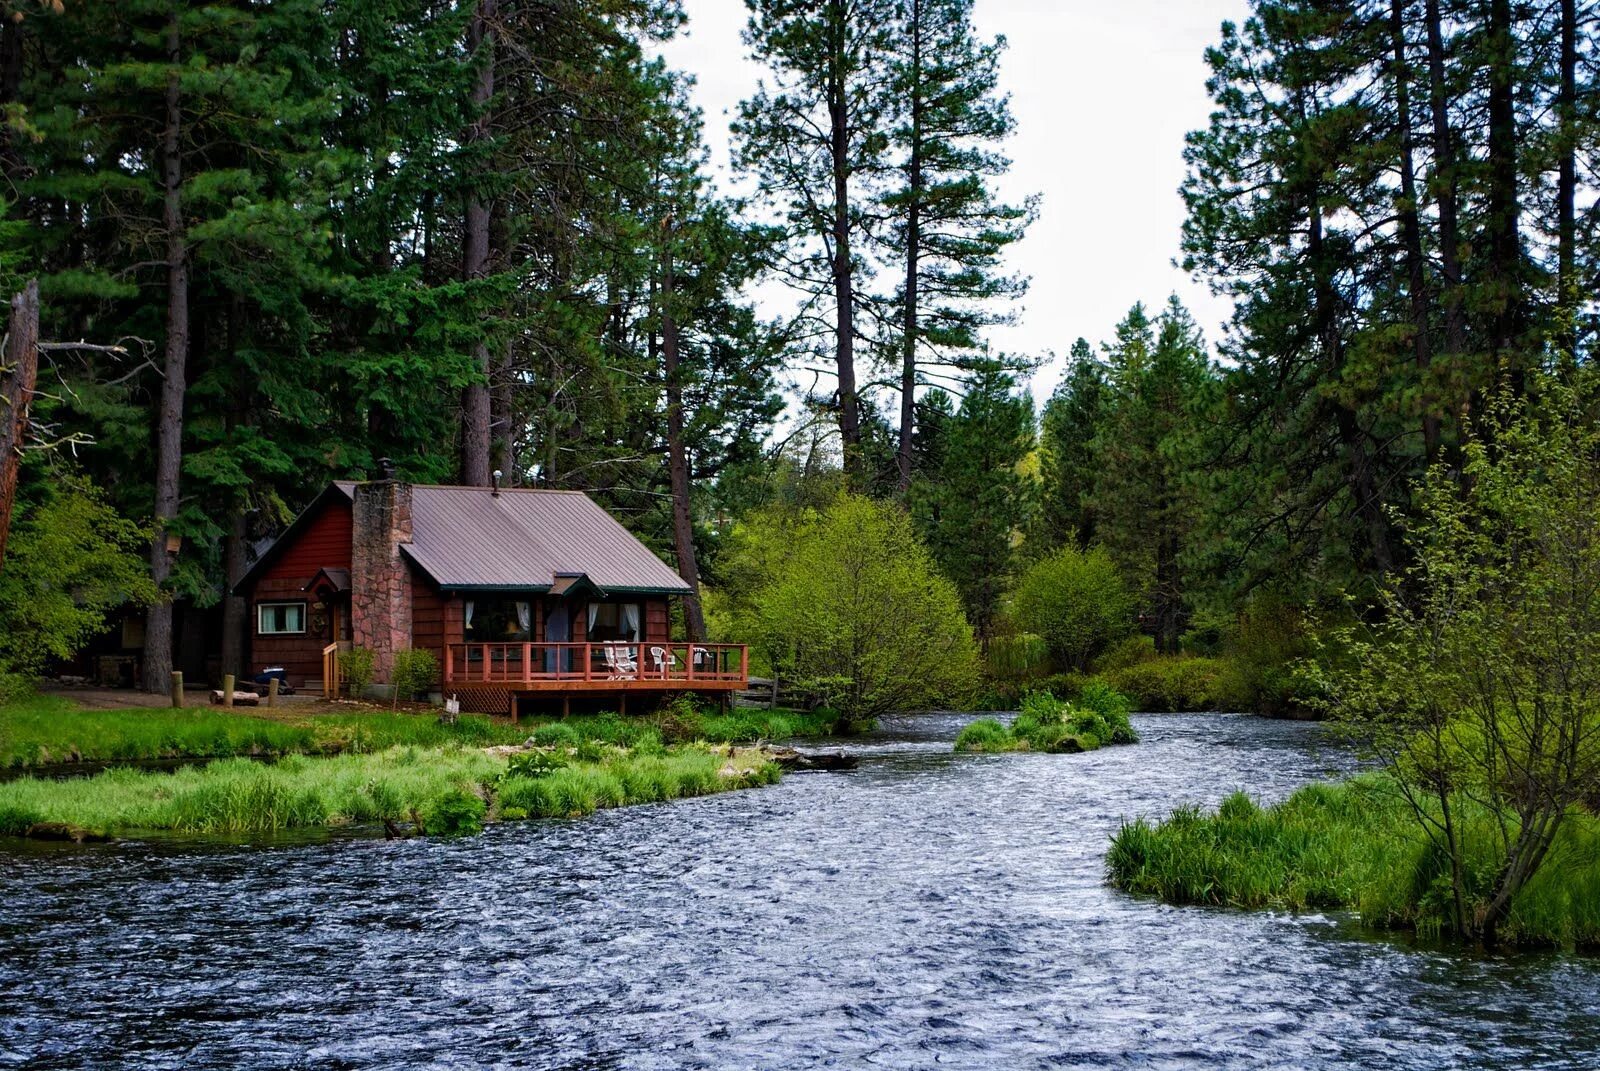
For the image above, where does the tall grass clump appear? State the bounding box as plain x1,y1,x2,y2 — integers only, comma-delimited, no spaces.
1107,774,1600,950
956,689,1138,754
0,697,317,767
953,718,1012,753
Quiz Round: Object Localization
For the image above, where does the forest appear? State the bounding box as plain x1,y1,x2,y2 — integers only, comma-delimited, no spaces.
0,0,1597,720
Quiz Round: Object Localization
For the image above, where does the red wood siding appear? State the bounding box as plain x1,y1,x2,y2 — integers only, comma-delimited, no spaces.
261,500,352,581
245,497,354,688
412,574,444,688
645,598,669,642
249,577,331,687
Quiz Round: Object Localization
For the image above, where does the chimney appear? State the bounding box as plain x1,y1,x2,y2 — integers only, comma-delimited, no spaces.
350,473,414,689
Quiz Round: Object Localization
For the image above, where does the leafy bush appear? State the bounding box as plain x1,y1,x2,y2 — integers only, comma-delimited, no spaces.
1009,545,1133,670
390,648,439,703
529,722,580,748
504,750,568,779
343,647,376,699
1102,657,1255,713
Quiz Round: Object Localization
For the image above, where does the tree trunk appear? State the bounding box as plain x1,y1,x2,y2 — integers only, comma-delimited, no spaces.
1390,0,1439,462
1154,532,1182,655
827,0,861,486
896,0,923,495
220,508,248,679
1422,0,1467,435
146,13,189,693
1556,0,1577,360
459,0,496,486
661,226,706,642
0,280,39,575
1484,0,1522,384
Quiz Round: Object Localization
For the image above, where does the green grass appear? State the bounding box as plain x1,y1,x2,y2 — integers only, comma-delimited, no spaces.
1107,774,1600,950
0,741,782,839
0,694,840,771
955,686,1138,754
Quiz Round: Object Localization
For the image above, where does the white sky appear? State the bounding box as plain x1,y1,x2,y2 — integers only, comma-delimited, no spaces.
658,0,1252,403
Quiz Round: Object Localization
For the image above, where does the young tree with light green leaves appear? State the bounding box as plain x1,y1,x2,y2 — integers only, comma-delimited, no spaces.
750,495,980,722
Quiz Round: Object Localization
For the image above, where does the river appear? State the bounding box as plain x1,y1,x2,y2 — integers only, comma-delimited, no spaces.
3,713,1599,1069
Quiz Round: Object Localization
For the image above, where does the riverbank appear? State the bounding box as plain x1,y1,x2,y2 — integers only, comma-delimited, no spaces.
1107,773,1600,950
0,694,841,769
0,742,781,840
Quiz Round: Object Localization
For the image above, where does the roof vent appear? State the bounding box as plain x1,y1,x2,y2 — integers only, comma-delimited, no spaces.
491,469,502,497
376,456,395,481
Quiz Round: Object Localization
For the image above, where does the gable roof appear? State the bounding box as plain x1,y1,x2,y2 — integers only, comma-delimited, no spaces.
238,482,691,596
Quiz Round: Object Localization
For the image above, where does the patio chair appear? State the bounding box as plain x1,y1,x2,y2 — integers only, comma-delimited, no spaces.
649,646,677,677
603,644,638,680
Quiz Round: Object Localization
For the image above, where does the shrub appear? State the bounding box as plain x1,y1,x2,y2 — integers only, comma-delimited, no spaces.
504,750,568,779
529,722,580,749
1009,545,1133,670
390,648,439,704
343,648,376,699
958,687,1138,755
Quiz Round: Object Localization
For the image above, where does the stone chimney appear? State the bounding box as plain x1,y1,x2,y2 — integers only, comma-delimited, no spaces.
350,467,413,686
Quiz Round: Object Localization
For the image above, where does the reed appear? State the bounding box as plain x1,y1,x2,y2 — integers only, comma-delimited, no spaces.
1107,774,1600,949
0,742,781,839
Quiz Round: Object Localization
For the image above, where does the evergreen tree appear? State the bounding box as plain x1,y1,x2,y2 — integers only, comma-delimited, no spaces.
1091,299,1214,654
733,0,894,487
1036,338,1109,550
911,360,1036,641
881,0,1034,492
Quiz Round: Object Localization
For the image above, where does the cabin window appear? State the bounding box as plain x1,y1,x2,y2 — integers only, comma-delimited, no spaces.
257,602,306,635
587,602,640,642
463,597,533,641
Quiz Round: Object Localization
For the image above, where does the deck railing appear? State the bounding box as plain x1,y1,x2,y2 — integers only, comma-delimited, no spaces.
442,641,749,687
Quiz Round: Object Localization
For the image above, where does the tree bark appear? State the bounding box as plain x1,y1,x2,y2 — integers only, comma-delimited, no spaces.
0,280,39,575
660,225,706,641
1422,0,1467,423
1556,0,1577,359
220,508,248,679
896,0,924,494
1390,0,1439,462
145,12,189,693
827,0,861,486
0,11,23,178
459,0,496,486
1484,0,1522,383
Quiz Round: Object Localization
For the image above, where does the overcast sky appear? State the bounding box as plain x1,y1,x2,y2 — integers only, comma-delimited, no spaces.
658,0,1253,402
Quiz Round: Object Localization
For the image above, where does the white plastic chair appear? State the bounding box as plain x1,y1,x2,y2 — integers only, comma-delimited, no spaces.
649,646,677,677
605,644,637,680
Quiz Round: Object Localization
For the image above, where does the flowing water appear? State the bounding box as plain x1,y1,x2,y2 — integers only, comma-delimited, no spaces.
4,713,1600,1070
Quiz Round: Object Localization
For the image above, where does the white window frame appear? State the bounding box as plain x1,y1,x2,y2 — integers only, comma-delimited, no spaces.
257,601,307,636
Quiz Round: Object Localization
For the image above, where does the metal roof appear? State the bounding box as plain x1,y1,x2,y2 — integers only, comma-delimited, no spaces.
334,482,691,595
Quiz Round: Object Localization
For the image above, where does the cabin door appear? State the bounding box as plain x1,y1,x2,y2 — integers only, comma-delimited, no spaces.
545,603,571,674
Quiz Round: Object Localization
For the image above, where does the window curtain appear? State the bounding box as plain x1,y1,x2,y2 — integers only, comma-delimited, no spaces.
464,600,475,630
621,603,640,640
586,602,599,636
515,601,531,635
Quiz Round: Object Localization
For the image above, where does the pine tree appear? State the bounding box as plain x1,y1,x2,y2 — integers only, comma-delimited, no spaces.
882,0,1034,492
911,360,1036,641
1091,299,1214,655
734,0,895,488
1036,338,1109,550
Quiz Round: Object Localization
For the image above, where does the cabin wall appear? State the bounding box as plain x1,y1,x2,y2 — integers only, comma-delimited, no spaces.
246,499,355,689
645,599,669,642
411,573,444,688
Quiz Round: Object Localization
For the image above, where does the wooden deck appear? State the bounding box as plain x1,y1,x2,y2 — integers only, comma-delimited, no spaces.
442,641,749,693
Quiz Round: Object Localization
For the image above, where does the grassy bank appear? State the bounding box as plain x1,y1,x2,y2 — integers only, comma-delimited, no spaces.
0,743,780,839
0,695,838,769
1107,775,1600,949
956,685,1137,754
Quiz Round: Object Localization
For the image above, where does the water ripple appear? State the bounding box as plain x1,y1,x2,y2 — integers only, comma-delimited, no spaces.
2,713,1597,1069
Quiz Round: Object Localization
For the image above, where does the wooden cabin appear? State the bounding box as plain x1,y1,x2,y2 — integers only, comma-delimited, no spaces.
233,477,746,715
